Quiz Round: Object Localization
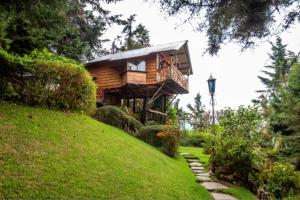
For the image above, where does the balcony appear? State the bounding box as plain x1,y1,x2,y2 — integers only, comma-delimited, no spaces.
159,64,189,92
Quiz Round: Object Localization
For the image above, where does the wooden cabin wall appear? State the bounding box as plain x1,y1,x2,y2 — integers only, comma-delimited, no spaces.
146,54,158,84
87,63,122,89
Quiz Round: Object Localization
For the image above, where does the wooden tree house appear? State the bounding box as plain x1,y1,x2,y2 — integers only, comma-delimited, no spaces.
85,40,193,123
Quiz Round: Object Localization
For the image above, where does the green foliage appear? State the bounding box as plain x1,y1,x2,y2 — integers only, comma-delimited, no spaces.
279,62,300,133
180,131,214,149
157,120,181,157
0,49,96,114
0,0,121,61
187,93,208,131
212,106,262,182
138,125,164,147
111,14,150,53
260,163,300,199
256,37,298,135
93,105,143,135
157,1,300,55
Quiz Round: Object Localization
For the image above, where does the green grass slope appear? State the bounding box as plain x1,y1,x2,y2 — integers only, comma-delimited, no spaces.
0,102,212,200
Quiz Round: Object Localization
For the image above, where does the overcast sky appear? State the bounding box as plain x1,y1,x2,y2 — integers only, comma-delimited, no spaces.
104,0,300,112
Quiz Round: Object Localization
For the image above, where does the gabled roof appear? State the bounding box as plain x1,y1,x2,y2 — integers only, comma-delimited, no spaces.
86,40,193,75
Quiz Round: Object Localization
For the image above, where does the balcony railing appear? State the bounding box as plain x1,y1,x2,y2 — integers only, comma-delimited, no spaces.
159,65,189,91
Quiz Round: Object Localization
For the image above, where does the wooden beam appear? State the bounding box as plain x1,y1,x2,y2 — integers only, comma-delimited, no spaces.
165,94,178,110
148,109,167,116
147,83,165,106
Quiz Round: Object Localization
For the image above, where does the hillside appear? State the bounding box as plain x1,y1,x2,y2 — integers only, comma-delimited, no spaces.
0,102,212,199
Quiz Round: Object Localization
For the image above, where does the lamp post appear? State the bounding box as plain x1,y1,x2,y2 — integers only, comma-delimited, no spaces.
207,74,216,129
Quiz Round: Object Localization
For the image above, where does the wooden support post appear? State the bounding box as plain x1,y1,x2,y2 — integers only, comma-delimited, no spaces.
127,98,130,108
133,98,136,113
141,93,148,124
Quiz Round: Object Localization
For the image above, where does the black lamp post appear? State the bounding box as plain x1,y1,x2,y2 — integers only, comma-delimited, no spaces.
207,74,216,129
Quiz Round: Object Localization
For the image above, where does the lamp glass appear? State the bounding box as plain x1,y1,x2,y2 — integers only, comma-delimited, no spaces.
207,77,216,94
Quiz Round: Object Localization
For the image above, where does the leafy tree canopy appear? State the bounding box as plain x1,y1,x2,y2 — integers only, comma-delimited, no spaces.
156,0,300,55
0,0,122,61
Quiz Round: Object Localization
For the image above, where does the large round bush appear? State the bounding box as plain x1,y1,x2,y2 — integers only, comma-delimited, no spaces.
0,49,96,114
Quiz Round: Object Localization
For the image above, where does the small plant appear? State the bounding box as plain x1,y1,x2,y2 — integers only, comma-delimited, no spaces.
157,120,180,157
260,163,300,199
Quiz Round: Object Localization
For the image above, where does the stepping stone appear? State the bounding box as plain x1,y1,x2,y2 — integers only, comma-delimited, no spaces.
184,155,198,159
201,182,228,191
196,175,212,182
191,166,204,170
197,172,210,176
186,159,199,163
180,152,190,156
192,169,205,174
189,162,203,167
211,192,237,200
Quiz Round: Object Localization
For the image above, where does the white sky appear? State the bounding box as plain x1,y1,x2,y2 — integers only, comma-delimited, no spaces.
103,0,300,112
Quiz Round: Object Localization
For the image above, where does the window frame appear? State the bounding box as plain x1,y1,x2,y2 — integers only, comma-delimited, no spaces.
126,59,146,72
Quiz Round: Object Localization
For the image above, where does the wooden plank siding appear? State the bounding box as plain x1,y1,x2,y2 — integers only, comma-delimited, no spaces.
87,63,123,89
146,54,158,84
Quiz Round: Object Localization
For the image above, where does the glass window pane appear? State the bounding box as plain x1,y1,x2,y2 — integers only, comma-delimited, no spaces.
128,62,137,70
137,61,146,71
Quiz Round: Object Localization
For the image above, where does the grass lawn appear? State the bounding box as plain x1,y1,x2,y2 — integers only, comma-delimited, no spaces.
216,187,256,200
0,102,212,200
179,146,210,166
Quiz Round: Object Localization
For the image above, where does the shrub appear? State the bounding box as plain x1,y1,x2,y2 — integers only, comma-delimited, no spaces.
261,163,300,199
94,105,143,135
0,49,96,114
180,131,214,149
138,125,164,146
157,120,180,157
211,106,262,183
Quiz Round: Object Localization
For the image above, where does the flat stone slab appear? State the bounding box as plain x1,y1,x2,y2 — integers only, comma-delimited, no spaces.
201,182,228,191
196,175,212,182
186,159,199,163
191,166,204,170
192,169,205,174
197,172,210,176
211,192,237,200
189,162,203,167
180,152,190,156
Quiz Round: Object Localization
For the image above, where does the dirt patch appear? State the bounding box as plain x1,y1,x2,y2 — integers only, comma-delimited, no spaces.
0,112,6,119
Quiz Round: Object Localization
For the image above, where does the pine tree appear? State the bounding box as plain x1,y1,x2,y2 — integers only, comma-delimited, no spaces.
0,0,122,61
112,15,150,52
187,93,207,130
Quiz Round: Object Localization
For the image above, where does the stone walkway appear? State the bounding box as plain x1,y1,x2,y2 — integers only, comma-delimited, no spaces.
180,152,237,200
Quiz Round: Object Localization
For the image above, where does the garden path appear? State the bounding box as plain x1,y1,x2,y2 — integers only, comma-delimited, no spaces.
180,152,237,200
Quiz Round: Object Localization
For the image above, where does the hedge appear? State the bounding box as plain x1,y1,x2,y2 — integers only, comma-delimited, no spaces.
138,125,165,147
93,105,143,135
0,49,96,114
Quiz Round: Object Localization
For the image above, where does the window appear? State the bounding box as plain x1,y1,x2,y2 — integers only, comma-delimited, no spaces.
127,60,146,72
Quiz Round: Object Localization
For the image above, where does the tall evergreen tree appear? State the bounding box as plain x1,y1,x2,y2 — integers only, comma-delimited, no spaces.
112,14,150,52
0,0,122,61
187,93,207,130
257,37,298,133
